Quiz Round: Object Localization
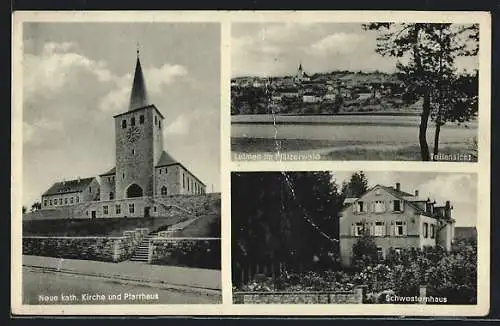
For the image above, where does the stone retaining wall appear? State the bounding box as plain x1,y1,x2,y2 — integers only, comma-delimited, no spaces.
233,287,365,304
23,227,149,262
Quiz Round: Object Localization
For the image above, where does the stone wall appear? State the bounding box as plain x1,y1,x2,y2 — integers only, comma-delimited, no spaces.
233,287,365,304
149,237,221,269
23,227,149,262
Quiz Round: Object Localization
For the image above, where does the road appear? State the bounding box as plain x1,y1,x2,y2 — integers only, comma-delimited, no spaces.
23,267,221,305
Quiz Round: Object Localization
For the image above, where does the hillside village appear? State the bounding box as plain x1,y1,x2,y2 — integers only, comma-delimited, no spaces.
231,64,423,115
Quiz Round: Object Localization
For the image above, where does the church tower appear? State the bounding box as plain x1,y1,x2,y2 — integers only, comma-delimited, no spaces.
113,49,165,200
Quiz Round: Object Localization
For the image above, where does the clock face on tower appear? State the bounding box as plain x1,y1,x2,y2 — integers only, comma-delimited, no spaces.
126,126,141,143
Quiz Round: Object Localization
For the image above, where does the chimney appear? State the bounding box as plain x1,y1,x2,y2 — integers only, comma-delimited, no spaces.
395,182,401,192
415,189,419,197
445,201,452,219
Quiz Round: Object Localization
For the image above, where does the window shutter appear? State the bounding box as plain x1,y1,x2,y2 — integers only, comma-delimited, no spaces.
352,203,357,213
371,223,375,236
403,221,407,236
401,200,405,212
351,224,355,236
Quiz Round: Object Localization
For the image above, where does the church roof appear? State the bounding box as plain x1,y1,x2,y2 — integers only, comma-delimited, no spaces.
156,150,179,167
129,54,149,111
42,177,95,196
99,167,116,176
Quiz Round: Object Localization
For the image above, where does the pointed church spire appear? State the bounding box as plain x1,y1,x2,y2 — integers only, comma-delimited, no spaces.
129,45,149,111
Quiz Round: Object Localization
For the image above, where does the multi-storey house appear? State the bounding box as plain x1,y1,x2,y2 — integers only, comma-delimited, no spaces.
339,182,455,267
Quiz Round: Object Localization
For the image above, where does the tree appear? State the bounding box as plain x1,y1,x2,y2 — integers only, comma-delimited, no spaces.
363,23,479,161
22,206,27,214
352,230,379,269
341,171,369,198
30,202,42,212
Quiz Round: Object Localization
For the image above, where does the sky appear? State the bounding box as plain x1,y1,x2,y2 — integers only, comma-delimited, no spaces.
333,171,477,227
21,23,221,207
232,23,479,77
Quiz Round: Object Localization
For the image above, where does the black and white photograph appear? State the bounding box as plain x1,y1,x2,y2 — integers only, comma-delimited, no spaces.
231,23,480,162
232,171,478,305
19,22,221,305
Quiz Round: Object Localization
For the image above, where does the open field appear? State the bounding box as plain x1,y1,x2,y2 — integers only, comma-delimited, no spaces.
231,114,477,161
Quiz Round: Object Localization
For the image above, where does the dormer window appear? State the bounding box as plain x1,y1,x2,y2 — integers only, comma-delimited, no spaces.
122,120,127,129
131,117,136,126
393,200,401,212
375,189,381,196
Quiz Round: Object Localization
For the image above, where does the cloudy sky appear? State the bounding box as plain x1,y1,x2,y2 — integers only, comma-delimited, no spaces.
22,23,220,207
333,171,477,227
232,23,478,77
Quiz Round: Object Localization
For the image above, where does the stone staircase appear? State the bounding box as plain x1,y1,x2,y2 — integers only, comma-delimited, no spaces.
129,231,157,262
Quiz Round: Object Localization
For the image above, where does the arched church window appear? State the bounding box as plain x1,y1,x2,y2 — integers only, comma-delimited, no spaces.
122,120,127,129
140,115,144,124
161,186,168,196
126,183,143,198
131,117,136,126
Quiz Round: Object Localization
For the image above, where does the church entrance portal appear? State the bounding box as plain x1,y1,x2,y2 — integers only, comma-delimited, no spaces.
126,183,143,198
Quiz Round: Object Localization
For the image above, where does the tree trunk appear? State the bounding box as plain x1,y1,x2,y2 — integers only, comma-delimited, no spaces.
419,92,431,161
433,123,442,160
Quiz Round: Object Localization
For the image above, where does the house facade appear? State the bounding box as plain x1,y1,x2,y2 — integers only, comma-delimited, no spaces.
35,51,206,220
339,182,455,267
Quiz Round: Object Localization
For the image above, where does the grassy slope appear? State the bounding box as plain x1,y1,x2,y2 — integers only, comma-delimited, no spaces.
23,215,190,237
175,214,221,238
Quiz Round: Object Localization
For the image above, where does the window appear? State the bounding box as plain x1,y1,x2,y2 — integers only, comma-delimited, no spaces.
109,192,114,200
129,203,135,214
159,169,161,175
59,198,62,205
64,198,68,204
123,173,125,179
89,187,92,193
357,201,365,213
354,222,364,236
132,149,135,155
70,197,74,204
164,167,167,174
131,117,136,126
115,204,121,215
122,120,127,128
374,200,386,213
76,196,79,203
44,200,47,207
103,205,108,215
183,173,186,189
153,206,157,212
139,115,144,124
49,199,52,205
374,222,385,236
423,222,429,238
159,120,161,129
393,200,401,212
187,177,190,191
395,221,404,236
155,116,158,125
161,186,168,196
86,211,88,216
430,224,435,239
376,247,384,260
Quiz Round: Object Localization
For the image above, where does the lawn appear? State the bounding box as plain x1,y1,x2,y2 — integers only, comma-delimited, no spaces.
23,215,191,237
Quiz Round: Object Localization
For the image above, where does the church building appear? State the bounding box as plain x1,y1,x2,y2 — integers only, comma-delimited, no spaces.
39,51,206,219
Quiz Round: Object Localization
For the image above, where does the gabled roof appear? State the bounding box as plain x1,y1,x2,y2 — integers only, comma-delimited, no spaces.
99,167,116,176
156,150,179,167
341,184,426,215
42,177,95,196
